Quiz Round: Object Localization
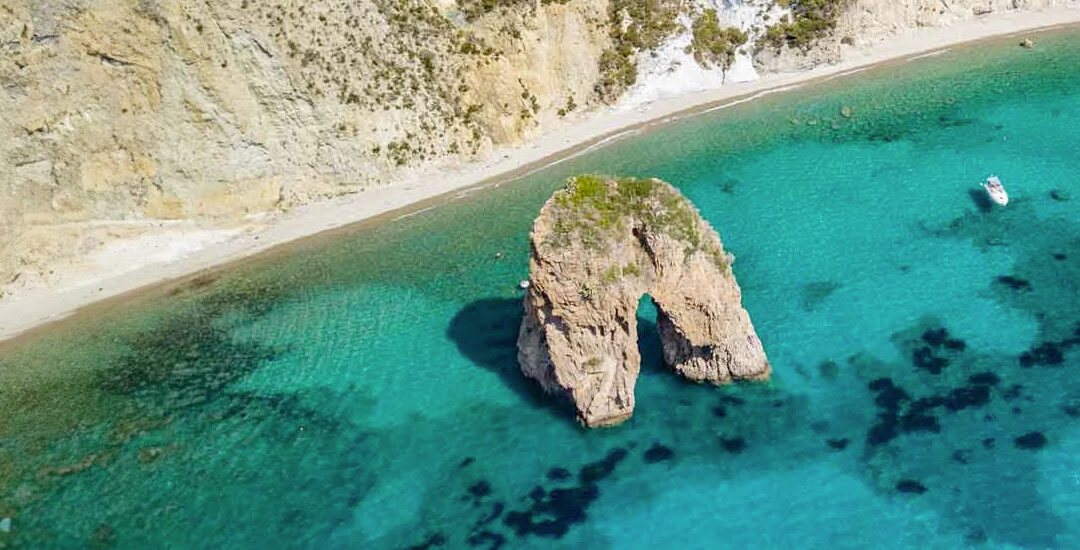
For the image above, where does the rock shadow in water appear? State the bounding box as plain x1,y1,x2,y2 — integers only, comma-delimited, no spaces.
422,307,847,547
447,296,682,428
447,298,578,424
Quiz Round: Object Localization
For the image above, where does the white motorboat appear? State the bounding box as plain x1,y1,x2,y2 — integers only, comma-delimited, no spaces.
982,175,1009,206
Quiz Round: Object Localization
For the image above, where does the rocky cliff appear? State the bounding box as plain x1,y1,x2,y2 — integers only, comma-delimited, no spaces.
0,0,611,290
2,0,1076,296
517,176,770,427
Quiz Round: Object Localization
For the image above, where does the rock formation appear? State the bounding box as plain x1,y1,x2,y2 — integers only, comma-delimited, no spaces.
517,175,770,427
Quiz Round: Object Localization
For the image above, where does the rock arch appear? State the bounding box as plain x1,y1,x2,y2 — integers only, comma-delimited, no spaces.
517,175,770,427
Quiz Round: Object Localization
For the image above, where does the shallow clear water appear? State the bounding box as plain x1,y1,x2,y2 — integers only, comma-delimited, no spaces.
3,28,1080,549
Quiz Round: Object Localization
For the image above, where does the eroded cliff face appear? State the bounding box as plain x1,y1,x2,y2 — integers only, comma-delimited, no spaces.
517,176,770,427
0,0,611,289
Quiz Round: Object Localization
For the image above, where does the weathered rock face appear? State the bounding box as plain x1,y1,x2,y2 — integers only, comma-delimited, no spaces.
517,176,770,427
0,0,610,290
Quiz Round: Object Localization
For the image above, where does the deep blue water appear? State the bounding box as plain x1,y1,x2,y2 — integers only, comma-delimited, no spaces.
2,27,1080,549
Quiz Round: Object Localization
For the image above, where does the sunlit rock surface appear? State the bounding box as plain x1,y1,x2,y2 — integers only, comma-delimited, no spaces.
518,175,770,427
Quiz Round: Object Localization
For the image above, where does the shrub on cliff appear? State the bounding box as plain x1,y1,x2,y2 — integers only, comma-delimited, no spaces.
595,0,683,102
457,0,571,22
761,0,847,50
689,9,748,70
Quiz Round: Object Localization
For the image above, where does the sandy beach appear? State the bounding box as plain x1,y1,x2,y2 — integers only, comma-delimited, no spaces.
2,6,1078,344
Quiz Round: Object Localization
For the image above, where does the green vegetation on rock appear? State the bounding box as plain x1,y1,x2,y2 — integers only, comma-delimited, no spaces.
595,0,684,102
557,95,578,117
761,0,847,50
546,175,728,269
689,9,748,70
601,262,644,284
456,0,571,22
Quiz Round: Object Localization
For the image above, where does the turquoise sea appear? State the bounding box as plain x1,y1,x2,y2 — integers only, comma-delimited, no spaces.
3,27,1080,549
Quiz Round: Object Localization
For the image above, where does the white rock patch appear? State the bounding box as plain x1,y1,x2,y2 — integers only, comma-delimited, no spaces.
620,0,788,109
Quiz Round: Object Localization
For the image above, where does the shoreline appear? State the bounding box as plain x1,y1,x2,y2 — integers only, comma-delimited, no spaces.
2,8,1079,344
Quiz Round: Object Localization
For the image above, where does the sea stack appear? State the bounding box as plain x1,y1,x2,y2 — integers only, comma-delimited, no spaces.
517,175,770,427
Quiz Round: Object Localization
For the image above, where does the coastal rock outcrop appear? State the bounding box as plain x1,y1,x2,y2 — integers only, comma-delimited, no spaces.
517,176,770,427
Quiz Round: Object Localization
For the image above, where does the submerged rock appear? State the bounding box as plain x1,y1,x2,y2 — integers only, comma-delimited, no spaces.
642,444,675,463
517,176,770,427
896,480,928,494
826,438,850,450
1013,431,1047,450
